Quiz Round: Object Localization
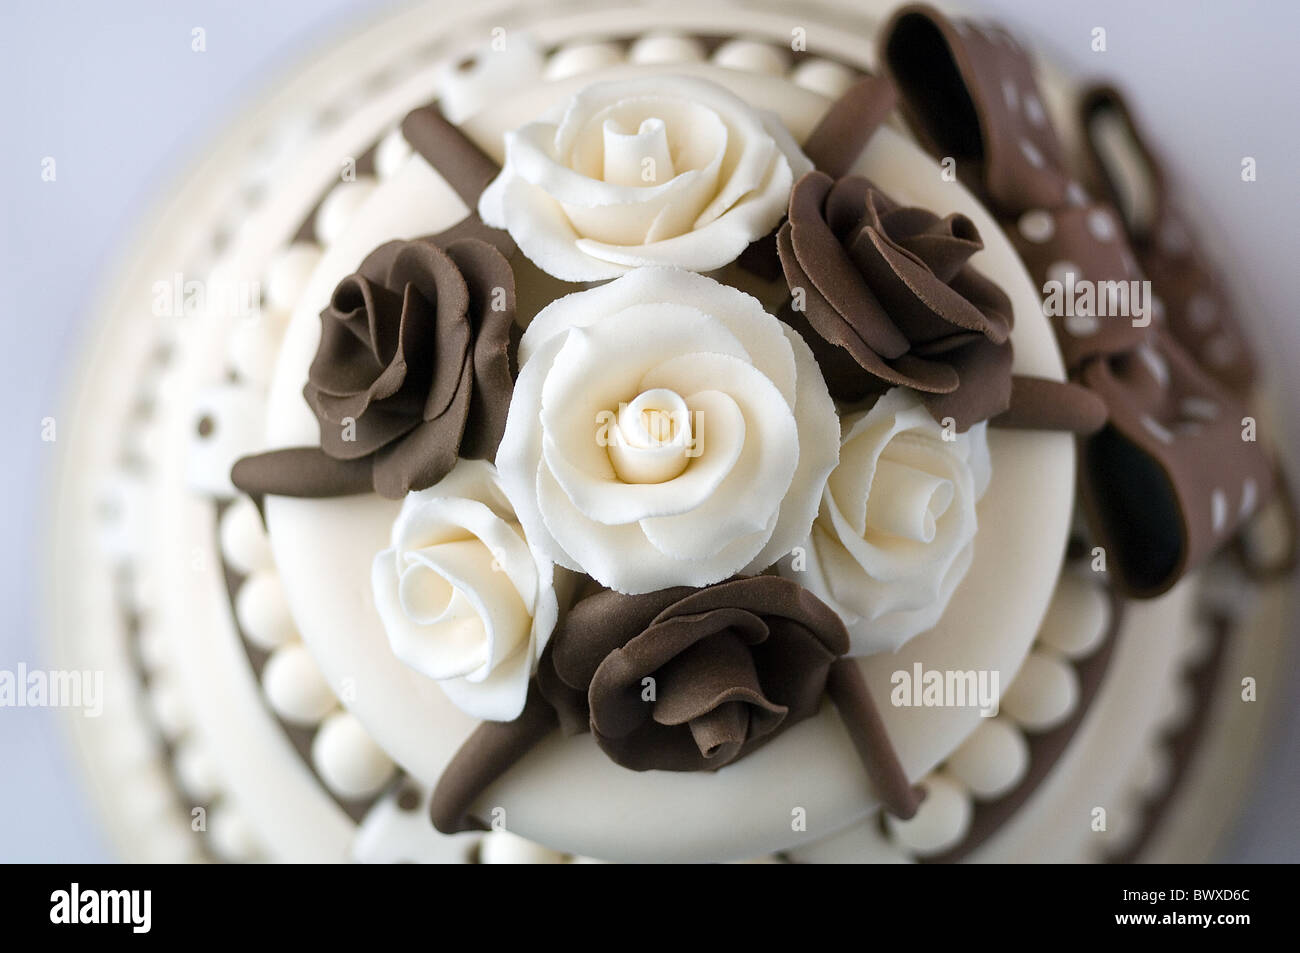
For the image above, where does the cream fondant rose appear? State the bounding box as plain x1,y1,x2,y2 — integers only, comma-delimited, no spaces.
781,387,991,655
496,267,839,594
371,459,559,721
478,75,812,281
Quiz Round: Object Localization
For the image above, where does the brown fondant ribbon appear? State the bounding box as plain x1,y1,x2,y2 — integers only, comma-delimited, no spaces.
1077,85,1255,393
881,3,1282,596
430,577,918,834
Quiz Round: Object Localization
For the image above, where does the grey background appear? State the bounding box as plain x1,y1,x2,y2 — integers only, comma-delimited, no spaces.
1,0,1296,862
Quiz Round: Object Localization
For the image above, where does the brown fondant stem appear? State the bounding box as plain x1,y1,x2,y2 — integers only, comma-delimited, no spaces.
429,683,558,835
231,447,374,499
801,76,898,179
990,375,1109,435
826,658,922,820
401,104,502,210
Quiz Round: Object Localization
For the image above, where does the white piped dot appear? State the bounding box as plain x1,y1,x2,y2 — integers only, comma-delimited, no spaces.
1040,575,1111,658
220,496,273,575
210,803,260,861
313,712,396,799
1211,488,1229,533
946,718,1029,799
235,571,297,650
374,127,413,179
791,59,856,99
712,39,789,75
1018,209,1055,243
265,242,322,312
316,178,377,246
1002,652,1079,731
544,40,624,79
175,743,220,802
885,774,972,856
629,33,705,65
263,643,337,725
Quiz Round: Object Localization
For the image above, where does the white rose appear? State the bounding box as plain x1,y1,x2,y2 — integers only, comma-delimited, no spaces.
781,387,992,655
371,459,559,721
478,75,812,281
496,267,839,594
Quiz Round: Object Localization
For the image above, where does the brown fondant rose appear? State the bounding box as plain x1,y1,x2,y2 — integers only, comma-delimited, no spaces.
234,235,518,501
777,171,1013,429
538,575,849,772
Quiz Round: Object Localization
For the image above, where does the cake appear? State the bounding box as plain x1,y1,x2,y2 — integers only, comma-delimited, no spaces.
49,0,1296,863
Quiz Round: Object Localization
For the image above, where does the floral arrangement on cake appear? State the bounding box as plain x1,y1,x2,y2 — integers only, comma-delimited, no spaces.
233,3,1280,834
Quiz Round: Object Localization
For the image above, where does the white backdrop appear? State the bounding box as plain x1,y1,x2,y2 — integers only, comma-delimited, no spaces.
2,0,1296,862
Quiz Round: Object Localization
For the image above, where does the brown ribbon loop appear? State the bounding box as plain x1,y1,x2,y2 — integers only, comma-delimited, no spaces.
881,3,1282,596
991,375,1107,435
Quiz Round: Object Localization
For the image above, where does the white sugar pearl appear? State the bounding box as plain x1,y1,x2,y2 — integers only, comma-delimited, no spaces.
315,178,377,246
235,571,297,650
545,40,624,79
313,712,395,799
885,774,972,856
374,126,413,180
1018,209,1054,243
147,675,190,740
220,496,272,575
263,643,336,725
945,717,1029,799
1003,652,1078,731
227,309,287,385
791,58,857,99
209,803,260,861
1039,575,1111,659
478,830,567,864
175,742,220,803
265,242,322,312
713,39,789,75
629,33,705,65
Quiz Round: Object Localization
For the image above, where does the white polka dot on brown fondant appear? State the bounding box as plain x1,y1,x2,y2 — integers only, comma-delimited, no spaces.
1137,345,1170,389
1180,396,1219,421
1020,138,1045,168
1023,93,1047,127
1047,260,1081,283
1002,78,1018,111
1241,477,1258,518
1018,209,1054,242
1141,414,1174,445
1211,488,1229,533
1187,293,1217,330
1066,181,1089,206
1065,314,1100,336
1087,208,1116,242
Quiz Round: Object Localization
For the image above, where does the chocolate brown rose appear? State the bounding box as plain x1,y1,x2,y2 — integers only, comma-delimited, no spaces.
538,575,849,771
233,235,517,500
778,171,1014,430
